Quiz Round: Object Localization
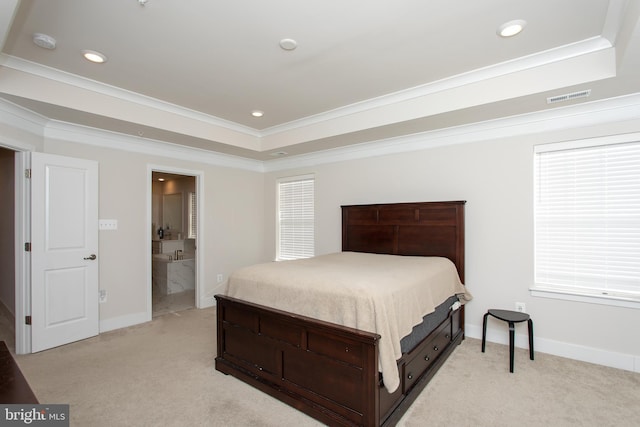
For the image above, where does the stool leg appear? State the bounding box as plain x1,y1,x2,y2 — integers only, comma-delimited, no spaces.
528,318,534,360
509,321,515,373
482,312,489,352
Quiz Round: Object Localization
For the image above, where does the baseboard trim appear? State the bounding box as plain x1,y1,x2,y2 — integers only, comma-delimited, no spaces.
100,315,639,373
99,311,150,333
199,297,216,309
466,323,640,373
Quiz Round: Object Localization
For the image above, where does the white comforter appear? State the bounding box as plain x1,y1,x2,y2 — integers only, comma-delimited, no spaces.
224,251,472,393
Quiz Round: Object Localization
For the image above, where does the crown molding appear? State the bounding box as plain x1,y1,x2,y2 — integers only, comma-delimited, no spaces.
0,54,261,138
3,91,640,175
0,34,613,149
0,96,48,130
0,97,47,151
0,97,262,170
263,92,640,172
260,37,612,138
44,120,264,172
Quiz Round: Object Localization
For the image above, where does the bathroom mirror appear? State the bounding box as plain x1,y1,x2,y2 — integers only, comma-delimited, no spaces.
162,193,183,234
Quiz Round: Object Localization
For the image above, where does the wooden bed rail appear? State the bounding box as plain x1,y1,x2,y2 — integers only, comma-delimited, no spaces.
215,294,464,426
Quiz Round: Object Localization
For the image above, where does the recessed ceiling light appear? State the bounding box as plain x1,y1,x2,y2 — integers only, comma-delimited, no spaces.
279,38,297,51
497,20,526,38
158,178,165,182
270,151,288,157
251,110,264,117
82,50,107,63
33,33,56,50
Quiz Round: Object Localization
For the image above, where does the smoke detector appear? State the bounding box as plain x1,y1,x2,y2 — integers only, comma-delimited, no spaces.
33,33,56,50
279,38,297,51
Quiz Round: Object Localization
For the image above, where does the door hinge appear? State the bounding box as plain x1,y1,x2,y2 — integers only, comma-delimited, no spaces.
25,168,31,179
24,242,31,252
25,315,32,325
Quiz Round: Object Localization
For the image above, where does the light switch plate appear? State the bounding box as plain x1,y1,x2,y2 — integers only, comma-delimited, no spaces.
99,219,118,230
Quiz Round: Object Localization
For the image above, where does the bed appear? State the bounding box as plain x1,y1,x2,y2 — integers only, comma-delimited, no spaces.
215,201,469,426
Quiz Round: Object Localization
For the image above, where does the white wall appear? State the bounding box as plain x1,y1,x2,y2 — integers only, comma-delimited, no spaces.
41,137,265,327
264,116,640,372
2,96,639,371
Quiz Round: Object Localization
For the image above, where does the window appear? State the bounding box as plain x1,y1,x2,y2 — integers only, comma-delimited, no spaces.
188,191,197,239
533,135,640,307
277,175,314,260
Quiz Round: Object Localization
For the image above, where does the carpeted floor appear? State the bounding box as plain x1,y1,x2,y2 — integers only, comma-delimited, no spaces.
6,307,640,426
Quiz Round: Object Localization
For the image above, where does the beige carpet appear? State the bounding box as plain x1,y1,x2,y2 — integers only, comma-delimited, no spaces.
6,307,640,426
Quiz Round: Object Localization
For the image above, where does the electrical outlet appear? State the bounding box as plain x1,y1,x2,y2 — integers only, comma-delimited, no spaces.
217,273,224,283
99,289,107,303
515,302,526,313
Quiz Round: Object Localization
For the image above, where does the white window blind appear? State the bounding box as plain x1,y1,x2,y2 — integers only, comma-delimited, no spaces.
188,191,197,239
277,176,314,260
534,139,640,299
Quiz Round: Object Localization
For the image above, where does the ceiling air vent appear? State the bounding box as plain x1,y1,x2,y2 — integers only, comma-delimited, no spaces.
547,89,591,104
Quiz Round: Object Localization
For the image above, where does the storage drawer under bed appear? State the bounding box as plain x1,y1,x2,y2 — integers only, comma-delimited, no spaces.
402,316,453,393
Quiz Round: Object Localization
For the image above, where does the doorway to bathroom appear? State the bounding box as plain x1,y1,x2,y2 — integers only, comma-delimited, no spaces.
149,167,202,318
0,146,16,348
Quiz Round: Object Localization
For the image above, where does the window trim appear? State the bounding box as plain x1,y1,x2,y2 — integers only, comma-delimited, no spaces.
530,286,640,309
532,132,640,309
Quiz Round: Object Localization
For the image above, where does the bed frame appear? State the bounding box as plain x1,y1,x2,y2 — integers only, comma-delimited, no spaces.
215,201,466,426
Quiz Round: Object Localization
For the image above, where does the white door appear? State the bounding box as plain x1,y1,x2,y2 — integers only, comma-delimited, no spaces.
30,152,99,352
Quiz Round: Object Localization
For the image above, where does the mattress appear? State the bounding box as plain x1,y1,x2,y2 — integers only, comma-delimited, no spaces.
400,295,459,353
225,251,472,393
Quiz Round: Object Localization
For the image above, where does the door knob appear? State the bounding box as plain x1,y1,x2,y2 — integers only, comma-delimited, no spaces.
84,254,97,260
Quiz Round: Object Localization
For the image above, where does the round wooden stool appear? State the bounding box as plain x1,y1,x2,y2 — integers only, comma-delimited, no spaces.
481,309,534,372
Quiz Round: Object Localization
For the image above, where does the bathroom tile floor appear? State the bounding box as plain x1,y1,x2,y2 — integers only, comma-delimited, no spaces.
152,289,195,318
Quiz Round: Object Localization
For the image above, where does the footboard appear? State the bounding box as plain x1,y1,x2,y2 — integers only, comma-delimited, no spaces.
216,295,381,426
215,295,464,426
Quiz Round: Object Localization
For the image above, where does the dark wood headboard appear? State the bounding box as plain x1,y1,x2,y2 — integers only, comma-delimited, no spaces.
341,201,466,282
